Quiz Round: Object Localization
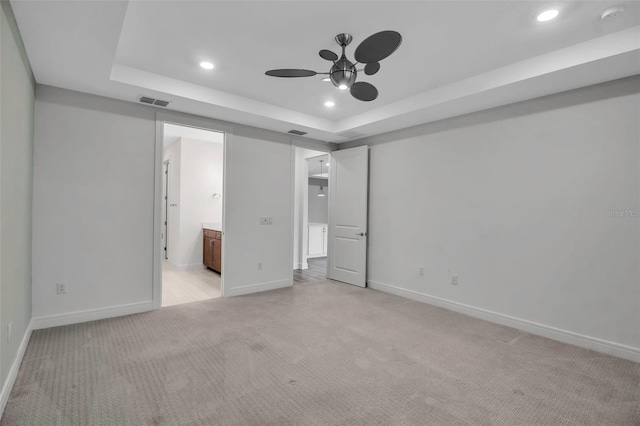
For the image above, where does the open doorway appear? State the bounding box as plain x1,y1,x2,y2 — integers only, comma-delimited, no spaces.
161,123,224,306
292,147,330,284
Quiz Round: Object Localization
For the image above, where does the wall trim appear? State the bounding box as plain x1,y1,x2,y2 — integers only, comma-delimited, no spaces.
294,262,309,270
32,301,154,330
226,279,292,297
167,261,205,271
0,319,33,419
368,280,640,363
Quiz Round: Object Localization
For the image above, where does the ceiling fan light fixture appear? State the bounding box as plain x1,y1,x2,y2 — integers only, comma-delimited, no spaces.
330,57,357,90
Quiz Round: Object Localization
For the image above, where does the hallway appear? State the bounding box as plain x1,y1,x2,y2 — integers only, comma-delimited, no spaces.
293,257,327,284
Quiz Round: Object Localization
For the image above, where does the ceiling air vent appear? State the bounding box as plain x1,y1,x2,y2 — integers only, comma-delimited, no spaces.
287,129,308,136
138,96,171,107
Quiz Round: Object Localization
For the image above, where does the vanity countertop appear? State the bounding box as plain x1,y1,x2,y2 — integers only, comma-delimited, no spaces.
203,222,222,232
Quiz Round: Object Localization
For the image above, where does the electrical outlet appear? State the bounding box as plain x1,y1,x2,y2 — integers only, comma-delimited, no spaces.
7,322,12,343
57,282,67,294
451,275,458,286
260,217,273,225
257,262,263,270
418,266,425,276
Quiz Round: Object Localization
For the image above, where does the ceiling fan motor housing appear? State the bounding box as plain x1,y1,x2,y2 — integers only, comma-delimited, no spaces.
330,57,357,89
335,33,353,47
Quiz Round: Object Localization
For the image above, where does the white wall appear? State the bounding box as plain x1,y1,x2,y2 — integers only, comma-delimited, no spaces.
0,0,34,401
32,86,157,322
181,138,223,225
32,87,331,322
164,136,223,268
343,76,640,361
308,183,328,224
224,127,294,295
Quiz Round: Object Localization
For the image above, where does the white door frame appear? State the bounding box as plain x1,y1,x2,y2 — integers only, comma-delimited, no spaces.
153,111,233,309
290,143,333,278
305,154,330,262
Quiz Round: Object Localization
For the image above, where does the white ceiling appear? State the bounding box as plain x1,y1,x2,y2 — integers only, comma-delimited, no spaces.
10,1,640,143
163,123,224,148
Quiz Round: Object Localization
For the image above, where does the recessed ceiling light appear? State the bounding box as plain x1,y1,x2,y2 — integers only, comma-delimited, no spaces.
338,84,348,90
199,61,214,70
322,78,331,82
537,9,559,22
324,101,335,107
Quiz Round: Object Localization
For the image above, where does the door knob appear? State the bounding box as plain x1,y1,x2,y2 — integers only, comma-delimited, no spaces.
356,232,367,237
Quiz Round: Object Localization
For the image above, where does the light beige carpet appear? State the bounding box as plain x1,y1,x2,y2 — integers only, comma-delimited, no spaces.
2,280,638,425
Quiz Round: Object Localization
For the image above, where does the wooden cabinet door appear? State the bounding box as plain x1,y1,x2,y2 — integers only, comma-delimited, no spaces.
213,237,222,273
203,236,214,269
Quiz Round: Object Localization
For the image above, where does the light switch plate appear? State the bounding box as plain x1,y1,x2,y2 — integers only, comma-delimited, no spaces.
260,217,273,225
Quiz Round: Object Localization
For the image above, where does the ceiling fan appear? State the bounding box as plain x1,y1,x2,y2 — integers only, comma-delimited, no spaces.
265,31,402,102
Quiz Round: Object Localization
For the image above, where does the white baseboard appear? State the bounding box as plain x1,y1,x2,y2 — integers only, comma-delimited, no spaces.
368,280,640,363
32,301,155,330
0,318,33,419
168,261,205,271
226,279,292,297
294,262,309,270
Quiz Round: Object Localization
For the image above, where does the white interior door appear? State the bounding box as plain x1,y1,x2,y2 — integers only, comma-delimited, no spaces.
328,145,368,287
